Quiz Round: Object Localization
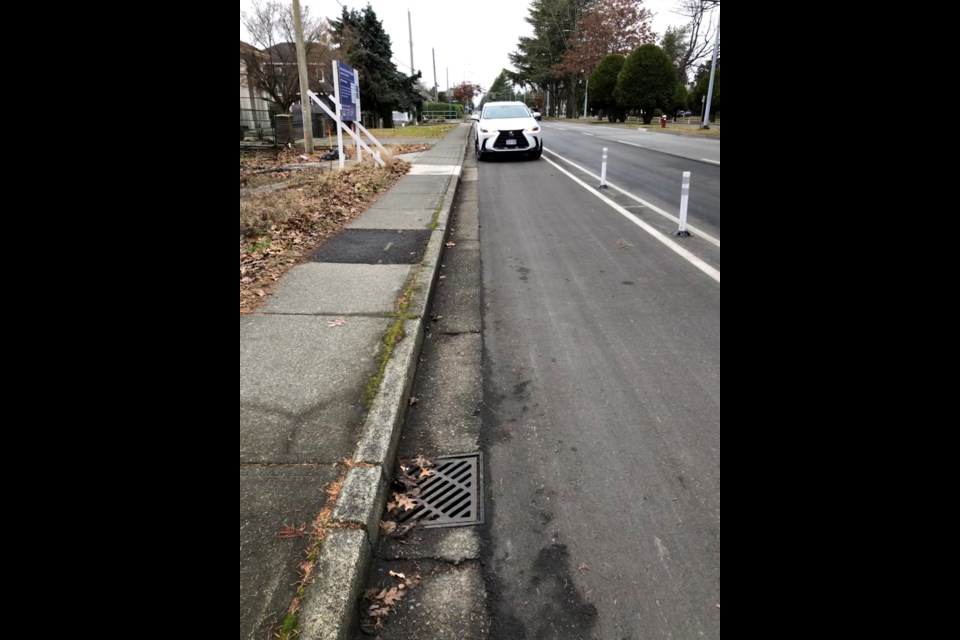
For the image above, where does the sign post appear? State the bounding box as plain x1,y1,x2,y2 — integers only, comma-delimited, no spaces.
336,61,360,167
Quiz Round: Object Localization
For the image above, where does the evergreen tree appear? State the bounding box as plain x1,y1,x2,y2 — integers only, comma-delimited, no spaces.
615,44,676,124
590,54,626,121
330,5,422,127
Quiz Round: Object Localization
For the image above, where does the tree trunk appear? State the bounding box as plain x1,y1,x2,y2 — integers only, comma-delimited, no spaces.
565,78,575,118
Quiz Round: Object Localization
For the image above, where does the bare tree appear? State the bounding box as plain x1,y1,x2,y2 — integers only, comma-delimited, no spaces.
555,0,657,78
672,0,719,84
241,0,333,111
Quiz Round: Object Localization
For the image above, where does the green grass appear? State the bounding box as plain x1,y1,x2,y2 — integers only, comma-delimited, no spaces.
365,124,457,139
577,118,721,137
277,612,299,640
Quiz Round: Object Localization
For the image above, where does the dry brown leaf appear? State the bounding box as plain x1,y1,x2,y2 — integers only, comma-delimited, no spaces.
379,520,397,535
412,455,433,469
389,570,406,579
381,587,404,606
578,563,589,571
419,468,436,478
396,495,417,511
277,523,306,539
327,317,346,327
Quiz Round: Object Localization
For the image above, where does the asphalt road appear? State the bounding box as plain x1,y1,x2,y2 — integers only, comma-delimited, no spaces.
542,122,721,241
478,140,720,639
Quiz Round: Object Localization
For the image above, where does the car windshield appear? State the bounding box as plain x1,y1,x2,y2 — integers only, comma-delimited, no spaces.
483,105,530,119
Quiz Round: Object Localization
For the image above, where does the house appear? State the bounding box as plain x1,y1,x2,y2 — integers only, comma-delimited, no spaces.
240,41,273,134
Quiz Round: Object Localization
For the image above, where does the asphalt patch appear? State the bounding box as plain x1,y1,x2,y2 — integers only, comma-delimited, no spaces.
310,229,431,264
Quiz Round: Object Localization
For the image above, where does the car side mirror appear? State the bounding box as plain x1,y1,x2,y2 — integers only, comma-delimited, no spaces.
470,113,480,121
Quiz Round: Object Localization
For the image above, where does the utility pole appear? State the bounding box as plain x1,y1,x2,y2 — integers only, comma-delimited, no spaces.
432,48,438,101
702,13,719,129
446,68,449,102
583,76,589,118
292,0,313,152
408,10,414,75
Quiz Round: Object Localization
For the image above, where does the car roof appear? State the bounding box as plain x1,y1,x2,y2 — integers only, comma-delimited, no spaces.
484,101,525,106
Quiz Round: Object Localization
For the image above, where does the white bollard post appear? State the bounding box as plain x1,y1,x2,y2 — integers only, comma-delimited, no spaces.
675,171,691,237
598,147,608,189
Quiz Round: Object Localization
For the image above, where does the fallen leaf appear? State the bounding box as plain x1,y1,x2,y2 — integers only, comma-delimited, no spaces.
381,587,404,606
327,317,347,327
277,523,306,539
389,570,406,580
396,494,417,511
256,289,265,297
409,396,419,406
578,563,589,571
445,242,456,247
379,520,397,535
412,455,433,469
419,468,436,478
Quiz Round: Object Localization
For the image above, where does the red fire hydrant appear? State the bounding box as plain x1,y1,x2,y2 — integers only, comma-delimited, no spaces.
660,114,667,128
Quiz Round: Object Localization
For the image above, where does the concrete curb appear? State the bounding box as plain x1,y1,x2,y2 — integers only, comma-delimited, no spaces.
300,130,467,640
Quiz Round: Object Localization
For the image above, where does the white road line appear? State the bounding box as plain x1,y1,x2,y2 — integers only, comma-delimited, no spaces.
543,155,720,284
701,158,720,165
544,149,720,248
617,140,645,148
555,127,568,130
582,133,594,136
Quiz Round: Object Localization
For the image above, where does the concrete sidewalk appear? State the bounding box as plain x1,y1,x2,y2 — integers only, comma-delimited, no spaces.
241,124,471,640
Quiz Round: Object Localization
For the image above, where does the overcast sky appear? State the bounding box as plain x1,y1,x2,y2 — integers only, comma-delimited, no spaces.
240,0,697,104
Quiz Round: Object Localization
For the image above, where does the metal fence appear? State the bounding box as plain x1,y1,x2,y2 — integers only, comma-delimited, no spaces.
421,109,460,122
241,106,349,145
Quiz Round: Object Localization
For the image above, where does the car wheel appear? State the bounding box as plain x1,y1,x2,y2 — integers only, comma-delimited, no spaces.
475,139,486,161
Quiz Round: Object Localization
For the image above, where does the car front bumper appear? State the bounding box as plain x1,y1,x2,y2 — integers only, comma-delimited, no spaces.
478,130,541,153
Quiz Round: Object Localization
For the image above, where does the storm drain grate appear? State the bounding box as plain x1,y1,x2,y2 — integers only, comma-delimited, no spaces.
399,453,483,529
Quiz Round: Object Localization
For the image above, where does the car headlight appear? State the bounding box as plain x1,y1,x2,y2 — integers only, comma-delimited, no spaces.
480,127,496,133
525,126,540,133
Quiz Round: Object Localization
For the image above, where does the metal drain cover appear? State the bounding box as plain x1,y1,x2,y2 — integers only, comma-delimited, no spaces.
399,453,483,529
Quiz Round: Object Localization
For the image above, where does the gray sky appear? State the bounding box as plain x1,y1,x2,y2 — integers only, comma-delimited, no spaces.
240,0,696,104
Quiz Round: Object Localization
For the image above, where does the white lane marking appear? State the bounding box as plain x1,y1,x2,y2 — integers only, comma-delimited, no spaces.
544,149,720,248
701,158,720,165
617,140,645,148
555,127,568,130
543,155,720,284
582,132,595,136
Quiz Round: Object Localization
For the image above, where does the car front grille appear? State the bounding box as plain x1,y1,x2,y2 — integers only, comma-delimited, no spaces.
492,130,529,149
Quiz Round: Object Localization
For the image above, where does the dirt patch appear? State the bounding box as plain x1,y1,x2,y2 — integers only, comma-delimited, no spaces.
240,147,414,314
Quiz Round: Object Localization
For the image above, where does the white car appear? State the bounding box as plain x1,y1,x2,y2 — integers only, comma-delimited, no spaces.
472,101,542,161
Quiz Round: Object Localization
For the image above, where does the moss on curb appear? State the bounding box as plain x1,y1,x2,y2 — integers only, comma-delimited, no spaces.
277,612,299,639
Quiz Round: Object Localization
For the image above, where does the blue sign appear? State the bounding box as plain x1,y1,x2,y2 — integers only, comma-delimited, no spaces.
338,61,358,121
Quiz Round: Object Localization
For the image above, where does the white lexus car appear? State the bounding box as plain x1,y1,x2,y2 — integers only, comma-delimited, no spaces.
472,101,542,161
